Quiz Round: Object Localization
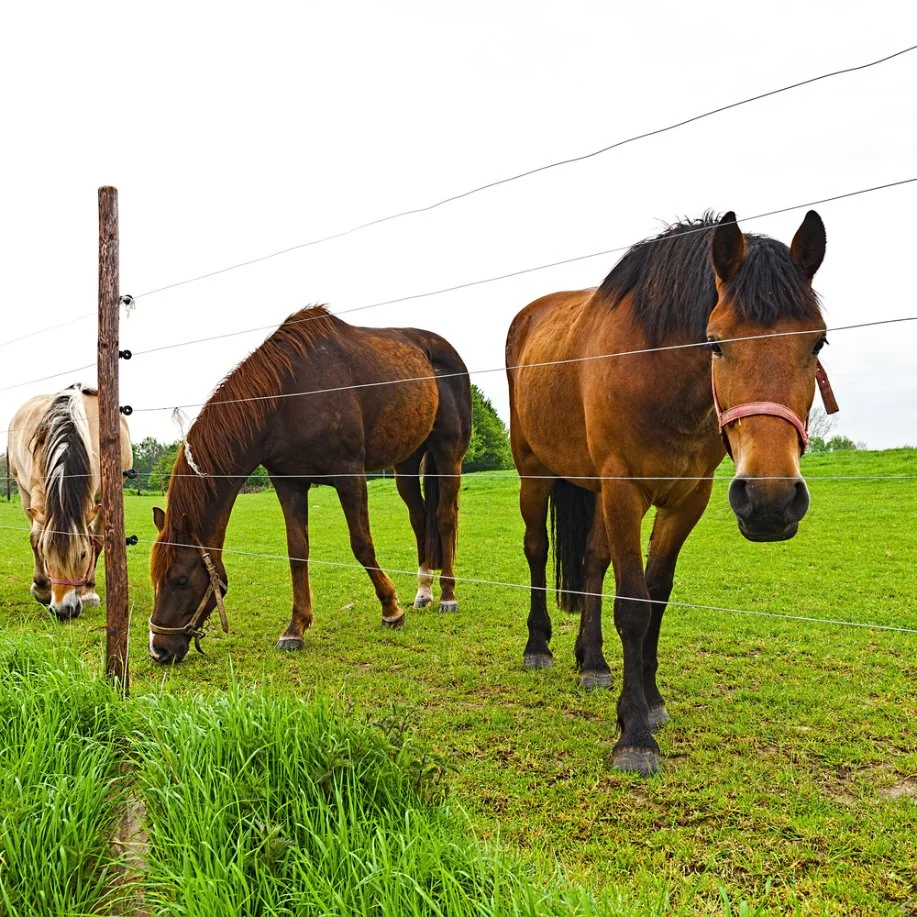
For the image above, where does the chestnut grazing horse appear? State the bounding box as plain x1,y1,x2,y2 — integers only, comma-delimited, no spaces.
8,385,133,619
149,306,471,664
506,211,835,775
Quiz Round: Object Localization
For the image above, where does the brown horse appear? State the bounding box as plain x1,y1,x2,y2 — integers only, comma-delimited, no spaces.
506,211,833,775
149,305,471,663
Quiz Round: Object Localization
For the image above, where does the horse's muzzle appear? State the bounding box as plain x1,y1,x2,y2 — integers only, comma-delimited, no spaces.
149,632,190,664
728,475,810,542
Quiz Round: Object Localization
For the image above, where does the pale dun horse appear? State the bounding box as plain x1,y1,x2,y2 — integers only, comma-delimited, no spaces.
8,385,132,619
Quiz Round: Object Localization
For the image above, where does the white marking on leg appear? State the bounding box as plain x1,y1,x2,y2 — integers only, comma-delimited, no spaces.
413,564,433,607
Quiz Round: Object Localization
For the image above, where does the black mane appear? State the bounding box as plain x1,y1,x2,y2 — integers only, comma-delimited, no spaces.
596,213,821,345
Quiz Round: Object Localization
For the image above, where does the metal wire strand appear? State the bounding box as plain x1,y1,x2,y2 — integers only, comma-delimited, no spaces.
132,315,917,414
128,176,917,359
0,524,912,635
130,43,917,300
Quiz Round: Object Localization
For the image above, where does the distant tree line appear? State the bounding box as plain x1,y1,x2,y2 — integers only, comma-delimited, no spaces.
806,407,865,454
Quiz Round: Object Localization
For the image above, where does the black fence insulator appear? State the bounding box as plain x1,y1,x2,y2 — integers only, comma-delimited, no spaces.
119,405,133,416
125,535,139,546
123,469,138,479
119,349,132,360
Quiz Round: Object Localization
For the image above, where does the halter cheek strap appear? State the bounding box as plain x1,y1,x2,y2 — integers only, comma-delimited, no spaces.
713,358,839,460
148,538,229,654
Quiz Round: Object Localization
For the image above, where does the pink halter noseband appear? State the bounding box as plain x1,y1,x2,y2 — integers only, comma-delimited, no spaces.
713,359,839,460
48,534,103,589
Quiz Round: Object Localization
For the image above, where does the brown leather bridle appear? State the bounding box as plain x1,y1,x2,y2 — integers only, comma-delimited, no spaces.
148,537,229,654
713,358,839,460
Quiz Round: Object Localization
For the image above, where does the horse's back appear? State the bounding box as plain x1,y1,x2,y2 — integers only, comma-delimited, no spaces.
8,389,132,502
7,394,54,492
278,321,469,472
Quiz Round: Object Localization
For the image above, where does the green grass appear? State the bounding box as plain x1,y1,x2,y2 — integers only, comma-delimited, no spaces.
0,640,123,916
0,450,915,914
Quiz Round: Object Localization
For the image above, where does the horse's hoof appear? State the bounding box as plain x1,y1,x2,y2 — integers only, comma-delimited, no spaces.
612,747,660,777
81,592,101,608
30,584,51,606
413,596,432,609
436,600,459,613
275,637,304,651
382,613,405,629
579,670,612,690
648,706,670,731
523,653,553,670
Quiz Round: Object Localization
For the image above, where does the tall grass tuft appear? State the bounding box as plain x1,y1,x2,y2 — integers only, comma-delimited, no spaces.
131,687,622,916
0,638,123,916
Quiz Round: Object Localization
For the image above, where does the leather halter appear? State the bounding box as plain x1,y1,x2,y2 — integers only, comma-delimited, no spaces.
48,534,103,589
713,358,839,460
148,537,229,654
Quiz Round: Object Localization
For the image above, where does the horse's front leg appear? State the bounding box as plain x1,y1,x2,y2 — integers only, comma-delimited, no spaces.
272,477,313,650
28,522,51,605
335,475,404,628
81,518,105,608
601,481,660,776
642,482,713,731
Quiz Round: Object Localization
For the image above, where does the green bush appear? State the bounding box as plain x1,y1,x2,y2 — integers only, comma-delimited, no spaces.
464,386,513,473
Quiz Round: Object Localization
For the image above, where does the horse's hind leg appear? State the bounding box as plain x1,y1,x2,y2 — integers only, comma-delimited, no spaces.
424,444,462,613
521,475,555,669
575,509,612,689
642,482,712,730
394,451,432,609
336,475,404,628
272,476,314,650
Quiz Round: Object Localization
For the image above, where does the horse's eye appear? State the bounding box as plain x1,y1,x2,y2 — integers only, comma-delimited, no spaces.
174,577,189,591
813,336,828,355
707,337,723,357
79,551,87,562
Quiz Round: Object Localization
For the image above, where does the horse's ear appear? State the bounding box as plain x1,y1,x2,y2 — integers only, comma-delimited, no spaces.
86,503,102,524
790,210,826,279
152,506,166,532
712,211,746,285
27,506,46,526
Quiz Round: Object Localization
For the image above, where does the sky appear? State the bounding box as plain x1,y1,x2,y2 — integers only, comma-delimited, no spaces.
2,1,916,453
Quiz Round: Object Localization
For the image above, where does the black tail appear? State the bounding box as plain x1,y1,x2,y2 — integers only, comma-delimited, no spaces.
421,451,454,570
550,479,596,612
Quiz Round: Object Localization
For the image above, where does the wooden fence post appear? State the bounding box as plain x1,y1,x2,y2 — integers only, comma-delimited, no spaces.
98,186,129,693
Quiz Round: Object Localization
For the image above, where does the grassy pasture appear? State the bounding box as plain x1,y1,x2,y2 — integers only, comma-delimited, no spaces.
0,449,914,914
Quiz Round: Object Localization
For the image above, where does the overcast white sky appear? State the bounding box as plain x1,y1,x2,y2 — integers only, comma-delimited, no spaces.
2,1,916,452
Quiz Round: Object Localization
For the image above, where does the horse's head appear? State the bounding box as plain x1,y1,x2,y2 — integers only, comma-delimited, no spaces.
149,506,228,663
28,503,100,619
707,210,828,542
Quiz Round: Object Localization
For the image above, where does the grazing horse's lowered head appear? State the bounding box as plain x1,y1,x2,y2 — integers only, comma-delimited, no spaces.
149,502,229,664
706,210,829,542
28,389,102,619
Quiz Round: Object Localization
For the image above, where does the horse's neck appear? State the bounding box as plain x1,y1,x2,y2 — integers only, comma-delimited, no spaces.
167,450,255,550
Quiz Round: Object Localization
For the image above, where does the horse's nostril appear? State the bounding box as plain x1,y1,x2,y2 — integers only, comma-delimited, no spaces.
727,477,753,519
788,478,810,523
